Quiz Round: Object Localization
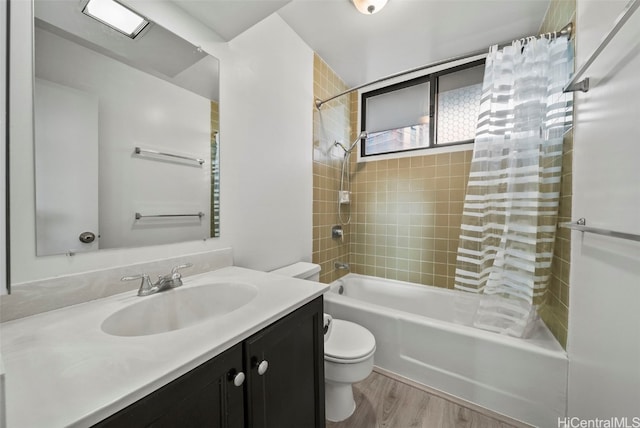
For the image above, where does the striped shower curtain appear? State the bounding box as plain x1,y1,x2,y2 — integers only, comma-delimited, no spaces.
454,36,573,337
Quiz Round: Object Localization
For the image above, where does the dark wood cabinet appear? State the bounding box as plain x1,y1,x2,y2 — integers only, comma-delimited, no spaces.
94,297,324,428
95,342,245,428
244,296,325,428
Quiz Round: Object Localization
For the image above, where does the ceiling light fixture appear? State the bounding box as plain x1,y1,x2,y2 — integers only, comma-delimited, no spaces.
351,0,388,15
82,0,149,39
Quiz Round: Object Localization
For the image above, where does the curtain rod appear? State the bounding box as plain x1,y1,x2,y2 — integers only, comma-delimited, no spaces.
315,22,573,109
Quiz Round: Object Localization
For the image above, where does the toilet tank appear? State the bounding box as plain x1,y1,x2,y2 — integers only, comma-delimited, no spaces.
271,262,321,282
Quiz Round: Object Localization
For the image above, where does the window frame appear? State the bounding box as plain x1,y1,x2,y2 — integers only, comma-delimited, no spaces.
360,58,485,158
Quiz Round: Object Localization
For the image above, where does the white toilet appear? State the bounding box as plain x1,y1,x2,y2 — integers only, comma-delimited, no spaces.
271,262,376,422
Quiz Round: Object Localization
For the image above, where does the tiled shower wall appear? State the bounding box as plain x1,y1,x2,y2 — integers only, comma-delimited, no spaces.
349,151,472,288
312,54,473,288
312,54,352,283
538,0,575,348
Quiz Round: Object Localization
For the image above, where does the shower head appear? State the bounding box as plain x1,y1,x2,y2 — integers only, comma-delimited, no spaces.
347,131,368,152
335,131,368,154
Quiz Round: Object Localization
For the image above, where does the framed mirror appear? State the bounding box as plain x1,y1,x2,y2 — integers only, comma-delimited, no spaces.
32,0,220,257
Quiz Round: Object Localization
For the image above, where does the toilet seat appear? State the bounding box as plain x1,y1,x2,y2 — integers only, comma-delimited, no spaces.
324,319,376,364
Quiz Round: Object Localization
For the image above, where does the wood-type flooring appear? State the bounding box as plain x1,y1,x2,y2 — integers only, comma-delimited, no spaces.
326,370,529,428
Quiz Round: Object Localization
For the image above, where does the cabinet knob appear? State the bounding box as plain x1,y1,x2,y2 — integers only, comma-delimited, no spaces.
257,360,269,376
232,371,245,387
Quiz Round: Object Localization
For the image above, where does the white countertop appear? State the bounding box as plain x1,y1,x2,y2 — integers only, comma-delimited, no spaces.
0,267,329,428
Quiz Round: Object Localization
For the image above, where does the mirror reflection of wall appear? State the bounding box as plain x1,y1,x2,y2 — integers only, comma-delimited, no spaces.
33,0,220,257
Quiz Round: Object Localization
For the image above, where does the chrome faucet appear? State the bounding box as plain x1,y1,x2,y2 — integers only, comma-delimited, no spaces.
121,263,192,296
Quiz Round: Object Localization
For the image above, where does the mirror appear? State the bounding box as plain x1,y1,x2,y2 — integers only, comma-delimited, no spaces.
33,0,220,257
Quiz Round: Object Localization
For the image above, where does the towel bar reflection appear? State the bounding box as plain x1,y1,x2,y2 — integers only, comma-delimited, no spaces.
559,218,640,242
134,147,205,165
135,212,205,220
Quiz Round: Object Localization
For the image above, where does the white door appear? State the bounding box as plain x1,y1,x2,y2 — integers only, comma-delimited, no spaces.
34,78,99,255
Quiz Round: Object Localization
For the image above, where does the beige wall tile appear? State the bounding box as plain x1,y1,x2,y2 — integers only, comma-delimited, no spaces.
537,2,575,349
312,54,351,284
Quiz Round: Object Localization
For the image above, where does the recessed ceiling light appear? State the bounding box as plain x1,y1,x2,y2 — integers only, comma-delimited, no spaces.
351,0,388,15
82,0,149,39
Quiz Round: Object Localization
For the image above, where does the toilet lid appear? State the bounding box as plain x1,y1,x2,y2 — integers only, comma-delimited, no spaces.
325,319,376,361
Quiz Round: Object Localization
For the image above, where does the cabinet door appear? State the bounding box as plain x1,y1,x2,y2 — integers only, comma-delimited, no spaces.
94,342,245,428
244,297,325,428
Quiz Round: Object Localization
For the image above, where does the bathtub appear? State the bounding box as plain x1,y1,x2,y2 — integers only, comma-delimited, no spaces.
324,274,567,427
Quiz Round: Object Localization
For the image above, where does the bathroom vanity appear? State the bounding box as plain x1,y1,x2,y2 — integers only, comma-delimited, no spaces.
0,267,328,427
96,297,324,428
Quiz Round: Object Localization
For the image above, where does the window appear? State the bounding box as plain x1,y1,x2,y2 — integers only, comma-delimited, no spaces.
361,60,485,157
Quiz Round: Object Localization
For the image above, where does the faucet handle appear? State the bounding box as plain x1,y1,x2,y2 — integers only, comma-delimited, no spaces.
121,274,156,296
171,263,193,277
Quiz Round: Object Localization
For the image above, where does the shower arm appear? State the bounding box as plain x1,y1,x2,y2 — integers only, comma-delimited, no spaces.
335,131,368,154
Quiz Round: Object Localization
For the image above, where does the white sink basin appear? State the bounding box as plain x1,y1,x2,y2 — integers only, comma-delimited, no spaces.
101,282,258,337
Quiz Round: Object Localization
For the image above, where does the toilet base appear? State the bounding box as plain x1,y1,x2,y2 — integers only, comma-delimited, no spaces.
325,380,356,422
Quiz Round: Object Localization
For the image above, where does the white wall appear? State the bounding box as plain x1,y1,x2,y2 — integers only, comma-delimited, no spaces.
9,1,313,283
218,15,314,271
568,0,640,418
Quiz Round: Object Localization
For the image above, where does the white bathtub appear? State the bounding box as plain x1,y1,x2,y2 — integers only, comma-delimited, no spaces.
324,274,567,427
